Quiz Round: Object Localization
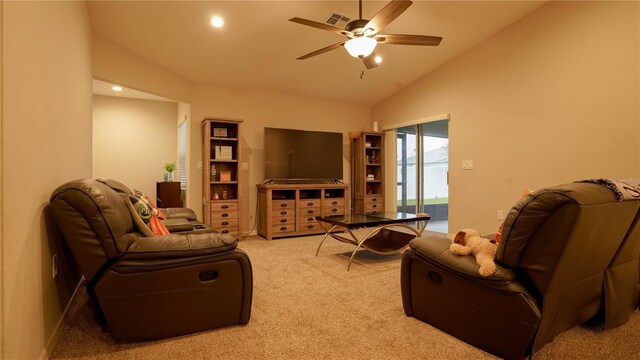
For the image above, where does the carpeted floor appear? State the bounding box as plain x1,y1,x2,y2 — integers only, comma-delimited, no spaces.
51,233,640,359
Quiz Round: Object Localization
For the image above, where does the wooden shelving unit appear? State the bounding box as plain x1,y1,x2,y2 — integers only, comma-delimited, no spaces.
202,118,242,240
257,183,349,241
354,132,385,214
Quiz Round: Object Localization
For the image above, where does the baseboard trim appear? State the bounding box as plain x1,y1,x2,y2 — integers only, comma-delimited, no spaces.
242,229,258,237
39,278,85,360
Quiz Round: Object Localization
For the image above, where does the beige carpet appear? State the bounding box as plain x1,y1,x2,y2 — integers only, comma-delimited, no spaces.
52,233,640,359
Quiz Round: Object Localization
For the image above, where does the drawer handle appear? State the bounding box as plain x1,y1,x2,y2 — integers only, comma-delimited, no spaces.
221,213,229,217
280,226,287,231
307,217,314,221
372,198,377,202
221,221,229,226
307,202,314,206
221,205,229,209
307,209,314,214
221,229,229,234
280,203,287,207
372,204,377,208
307,224,313,229
280,210,287,215
280,218,287,223
331,201,337,205
331,208,337,212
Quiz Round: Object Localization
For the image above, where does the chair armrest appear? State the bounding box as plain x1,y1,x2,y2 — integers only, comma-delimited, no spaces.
161,207,197,221
160,218,194,233
122,232,237,260
409,236,518,285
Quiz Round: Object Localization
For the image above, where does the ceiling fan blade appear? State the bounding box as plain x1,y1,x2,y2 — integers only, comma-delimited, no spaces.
297,41,346,60
362,53,379,70
365,0,413,35
374,34,442,46
289,17,351,36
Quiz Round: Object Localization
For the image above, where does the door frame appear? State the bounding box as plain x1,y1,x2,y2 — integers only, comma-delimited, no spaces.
382,114,450,216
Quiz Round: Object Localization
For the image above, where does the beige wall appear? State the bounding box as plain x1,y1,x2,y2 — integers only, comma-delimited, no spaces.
92,36,371,229
93,95,178,198
92,34,192,103
2,2,93,359
189,83,370,227
372,1,640,234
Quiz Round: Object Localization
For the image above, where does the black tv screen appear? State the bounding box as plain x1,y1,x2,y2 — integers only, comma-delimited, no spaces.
264,128,343,180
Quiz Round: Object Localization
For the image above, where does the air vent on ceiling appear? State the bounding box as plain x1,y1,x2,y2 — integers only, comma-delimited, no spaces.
325,12,350,28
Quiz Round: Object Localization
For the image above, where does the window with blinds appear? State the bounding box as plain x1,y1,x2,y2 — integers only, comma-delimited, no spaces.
178,121,187,190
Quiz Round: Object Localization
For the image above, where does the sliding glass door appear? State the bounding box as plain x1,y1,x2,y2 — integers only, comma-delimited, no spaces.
396,120,448,233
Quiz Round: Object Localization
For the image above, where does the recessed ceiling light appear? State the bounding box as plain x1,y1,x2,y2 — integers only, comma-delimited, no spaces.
210,16,224,28
374,56,382,64
112,86,123,91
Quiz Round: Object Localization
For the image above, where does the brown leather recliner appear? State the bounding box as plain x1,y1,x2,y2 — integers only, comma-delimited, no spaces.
401,182,640,359
50,179,253,340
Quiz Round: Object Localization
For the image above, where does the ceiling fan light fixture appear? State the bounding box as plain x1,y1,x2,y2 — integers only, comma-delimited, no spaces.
344,37,376,58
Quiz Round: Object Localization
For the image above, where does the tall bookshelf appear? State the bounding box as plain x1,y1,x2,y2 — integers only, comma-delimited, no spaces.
354,132,384,214
202,118,242,240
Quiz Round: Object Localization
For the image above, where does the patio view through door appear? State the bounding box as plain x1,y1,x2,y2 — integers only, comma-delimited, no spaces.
396,120,448,233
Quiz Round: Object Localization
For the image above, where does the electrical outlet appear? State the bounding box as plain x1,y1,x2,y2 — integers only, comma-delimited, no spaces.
462,160,473,170
497,210,504,220
52,254,58,279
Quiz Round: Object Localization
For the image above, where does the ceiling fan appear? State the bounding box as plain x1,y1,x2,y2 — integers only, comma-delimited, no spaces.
289,0,442,69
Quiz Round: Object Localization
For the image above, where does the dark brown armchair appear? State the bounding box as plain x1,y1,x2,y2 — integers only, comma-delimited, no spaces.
401,182,640,359
50,179,252,340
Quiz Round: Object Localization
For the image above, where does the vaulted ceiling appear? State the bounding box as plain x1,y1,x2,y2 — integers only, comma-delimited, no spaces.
88,1,544,106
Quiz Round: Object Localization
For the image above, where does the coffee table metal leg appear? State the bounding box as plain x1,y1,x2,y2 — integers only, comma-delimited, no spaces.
346,227,384,271
417,218,429,236
316,223,338,256
347,224,425,271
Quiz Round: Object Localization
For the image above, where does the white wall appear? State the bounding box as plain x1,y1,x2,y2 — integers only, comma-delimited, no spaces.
1,2,93,359
373,1,640,234
92,95,178,198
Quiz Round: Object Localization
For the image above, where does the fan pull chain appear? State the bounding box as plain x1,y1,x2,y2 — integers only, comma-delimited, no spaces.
360,70,365,79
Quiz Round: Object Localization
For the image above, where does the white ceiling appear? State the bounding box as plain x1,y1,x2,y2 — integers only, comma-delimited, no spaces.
88,1,545,106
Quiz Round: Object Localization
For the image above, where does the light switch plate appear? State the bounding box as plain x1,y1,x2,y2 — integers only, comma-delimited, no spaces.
197,160,202,170
241,162,249,171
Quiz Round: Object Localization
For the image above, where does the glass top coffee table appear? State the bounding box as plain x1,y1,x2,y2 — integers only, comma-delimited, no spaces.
315,212,430,271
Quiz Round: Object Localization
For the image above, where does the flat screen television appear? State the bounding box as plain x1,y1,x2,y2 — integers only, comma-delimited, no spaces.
264,127,343,181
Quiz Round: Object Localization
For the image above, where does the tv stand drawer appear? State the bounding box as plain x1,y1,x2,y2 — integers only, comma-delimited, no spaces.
272,224,295,233
299,199,321,208
324,198,344,207
272,200,295,209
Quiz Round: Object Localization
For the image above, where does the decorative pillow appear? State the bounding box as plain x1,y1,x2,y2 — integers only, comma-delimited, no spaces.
127,190,169,236
126,197,154,237
133,190,166,219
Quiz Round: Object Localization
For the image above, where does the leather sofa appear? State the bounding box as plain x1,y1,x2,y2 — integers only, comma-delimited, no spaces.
50,179,253,340
401,182,640,359
95,178,210,234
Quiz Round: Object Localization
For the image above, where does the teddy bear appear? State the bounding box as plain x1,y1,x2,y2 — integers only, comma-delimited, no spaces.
449,228,498,277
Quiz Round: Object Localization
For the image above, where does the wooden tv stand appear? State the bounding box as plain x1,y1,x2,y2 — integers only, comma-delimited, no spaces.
257,183,349,240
